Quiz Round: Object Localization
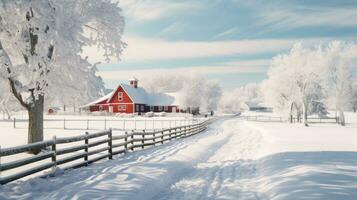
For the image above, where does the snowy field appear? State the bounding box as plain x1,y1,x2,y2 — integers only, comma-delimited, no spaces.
1,112,357,199
0,113,197,148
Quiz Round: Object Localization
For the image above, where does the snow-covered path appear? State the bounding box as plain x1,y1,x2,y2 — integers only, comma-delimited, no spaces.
1,118,264,200
2,116,357,200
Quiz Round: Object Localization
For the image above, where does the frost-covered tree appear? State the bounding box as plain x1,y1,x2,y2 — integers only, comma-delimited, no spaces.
323,41,357,126
45,58,105,110
352,81,357,113
263,41,357,126
0,0,125,146
218,83,263,114
263,43,326,126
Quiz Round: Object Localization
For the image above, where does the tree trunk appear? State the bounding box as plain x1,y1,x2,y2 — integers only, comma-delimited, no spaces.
27,95,44,153
338,108,345,126
303,101,308,127
289,102,294,123
4,108,11,119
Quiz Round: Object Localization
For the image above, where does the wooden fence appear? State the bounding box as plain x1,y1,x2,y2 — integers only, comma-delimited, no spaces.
0,119,212,185
242,115,338,124
242,115,287,122
8,118,199,131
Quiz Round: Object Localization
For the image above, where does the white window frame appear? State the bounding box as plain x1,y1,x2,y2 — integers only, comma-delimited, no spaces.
141,105,145,111
164,106,169,111
136,104,139,112
158,106,163,111
118,92,123,102
118,105,126,111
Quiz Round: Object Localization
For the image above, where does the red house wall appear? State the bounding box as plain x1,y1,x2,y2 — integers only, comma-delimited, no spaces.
109,86,133,104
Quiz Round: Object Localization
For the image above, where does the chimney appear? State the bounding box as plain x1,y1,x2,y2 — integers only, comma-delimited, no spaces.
129,77,138,88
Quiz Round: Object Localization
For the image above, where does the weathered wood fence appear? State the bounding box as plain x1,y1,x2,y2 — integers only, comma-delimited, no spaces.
0,119,212,185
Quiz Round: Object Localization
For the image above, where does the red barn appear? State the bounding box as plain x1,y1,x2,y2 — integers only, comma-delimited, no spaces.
83,78,180,114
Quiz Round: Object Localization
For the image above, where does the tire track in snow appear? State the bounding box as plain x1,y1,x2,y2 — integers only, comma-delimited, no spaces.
157,118,263,200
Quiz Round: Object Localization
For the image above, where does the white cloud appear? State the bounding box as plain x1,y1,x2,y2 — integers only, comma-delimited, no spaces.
258,7,357,30
97,59,269,81
157,22,186,36
120,36,338,61
213,27,239,39
83,36,342,63
119,0,201,21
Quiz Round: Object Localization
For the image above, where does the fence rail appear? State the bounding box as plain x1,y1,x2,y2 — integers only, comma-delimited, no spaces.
0,119,213,185
6,118,199,131
241,115,338,123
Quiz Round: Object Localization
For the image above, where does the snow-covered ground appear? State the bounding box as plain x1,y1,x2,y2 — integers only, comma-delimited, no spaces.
1,113,357,199
0,113,197,148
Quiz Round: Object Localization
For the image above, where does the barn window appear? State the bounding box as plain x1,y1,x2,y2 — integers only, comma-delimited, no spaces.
118,105,126,111
141,105,145,111
164,106,169,111
118,92,123,101
158,106,163,111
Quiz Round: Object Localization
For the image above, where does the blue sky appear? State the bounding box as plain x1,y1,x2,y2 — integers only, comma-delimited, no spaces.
97,0,357,90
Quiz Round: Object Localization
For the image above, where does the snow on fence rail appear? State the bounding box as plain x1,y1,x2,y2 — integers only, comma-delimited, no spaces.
0,119,213,185
9,118,199,131
242,115,287,123
241,115,339,123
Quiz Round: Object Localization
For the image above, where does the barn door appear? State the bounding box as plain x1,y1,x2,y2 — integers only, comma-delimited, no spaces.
109,105,114,113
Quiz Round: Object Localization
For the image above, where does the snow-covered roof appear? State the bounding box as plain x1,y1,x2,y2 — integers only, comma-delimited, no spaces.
148,93,177,106
81,91,113,107
121,84,149,104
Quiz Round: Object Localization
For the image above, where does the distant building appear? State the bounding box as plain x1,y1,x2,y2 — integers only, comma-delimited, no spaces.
241,101,272,112
82,78,179,114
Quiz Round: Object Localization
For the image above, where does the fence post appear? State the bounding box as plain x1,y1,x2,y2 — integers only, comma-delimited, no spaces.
124,131,128,153
108,129,113,159
131,130,134,151
153,131,156,145
169,130,172,141
13,118,16,128
85,132,89,165
87,119,89,130
142,130,145,149
161,130,164,144
52,136,57,170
